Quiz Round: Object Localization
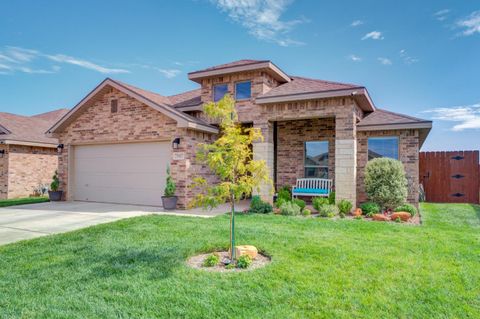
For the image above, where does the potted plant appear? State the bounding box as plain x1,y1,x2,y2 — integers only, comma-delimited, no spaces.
48,170,63,201
161,166,177,210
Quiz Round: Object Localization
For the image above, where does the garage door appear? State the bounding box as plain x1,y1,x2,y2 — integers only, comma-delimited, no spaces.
73,142,170,206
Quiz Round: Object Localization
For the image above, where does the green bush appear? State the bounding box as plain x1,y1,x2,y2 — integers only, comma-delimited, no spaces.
394,203,417,217
236,255,253,269
302,208,312,216
277,186,291,202
279,201,301,216
293,198,306,211
361,202,380,217
249,195,273,214
202,253,220,267
164,166,176,197
317,204,339,217
312,197,329,211
337,199,353,216
328,191,336,205
365,158,408,210
275,197,287,209
50,170,60,192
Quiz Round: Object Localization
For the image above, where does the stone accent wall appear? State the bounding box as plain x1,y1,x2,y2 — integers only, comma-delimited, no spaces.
357,129,420,206
54,87,215,208
0,144,8,200
7,145,58,199
276,118,335,188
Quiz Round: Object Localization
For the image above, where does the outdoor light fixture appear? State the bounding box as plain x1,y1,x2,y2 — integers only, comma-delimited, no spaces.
0,150,4,158
172,138,180,149
57,144,64,154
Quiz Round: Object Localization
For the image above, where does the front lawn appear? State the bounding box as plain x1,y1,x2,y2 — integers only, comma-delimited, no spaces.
0,196,49,207
0,203,479,318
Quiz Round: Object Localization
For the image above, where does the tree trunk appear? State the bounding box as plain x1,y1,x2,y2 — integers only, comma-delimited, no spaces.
229,194,235,260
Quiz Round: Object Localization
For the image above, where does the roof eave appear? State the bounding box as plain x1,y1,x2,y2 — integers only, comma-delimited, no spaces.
357,121,433,131
0,139,57,148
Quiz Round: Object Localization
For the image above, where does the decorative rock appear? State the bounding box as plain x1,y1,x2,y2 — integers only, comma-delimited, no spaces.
352,208,362,216
234,245,258,259
391,212,411,222
373,214,389,221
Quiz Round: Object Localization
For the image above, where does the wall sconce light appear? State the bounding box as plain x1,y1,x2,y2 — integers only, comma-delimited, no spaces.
57,144,64,154
172,138,181,149
0,150,5,158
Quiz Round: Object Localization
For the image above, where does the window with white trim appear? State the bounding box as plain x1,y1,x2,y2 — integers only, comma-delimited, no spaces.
304,141,329,178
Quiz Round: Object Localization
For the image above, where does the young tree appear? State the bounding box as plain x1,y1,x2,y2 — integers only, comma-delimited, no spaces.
190,95,272,261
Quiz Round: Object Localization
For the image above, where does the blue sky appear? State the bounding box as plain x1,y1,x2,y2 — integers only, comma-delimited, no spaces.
0,0,479,151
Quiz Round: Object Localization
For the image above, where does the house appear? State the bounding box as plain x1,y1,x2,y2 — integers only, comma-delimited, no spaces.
0,109,69,199
47,60,432,208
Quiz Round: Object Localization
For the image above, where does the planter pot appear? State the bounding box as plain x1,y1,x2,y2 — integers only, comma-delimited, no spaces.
162,196,178,210
48,191,63,201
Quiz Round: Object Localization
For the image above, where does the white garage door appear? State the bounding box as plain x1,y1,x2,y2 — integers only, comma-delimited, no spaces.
73,142,171,206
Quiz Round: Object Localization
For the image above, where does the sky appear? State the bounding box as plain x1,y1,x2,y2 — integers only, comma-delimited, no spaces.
0,0,479,151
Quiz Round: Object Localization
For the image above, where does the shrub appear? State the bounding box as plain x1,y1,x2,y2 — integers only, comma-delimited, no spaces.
328,191,336,205
164,166,176,197
312,197,329,212
364,158,408,210
337,199,353,217
360,202,380,217
279,201,301,216
249,195,273,214
293,198,306,211
302,208,312,216
202,253,220,267
394,203,417,217
317,204,339,217
50,171,60,192
236,254,253,269
277,186,291,202
275,197,287,209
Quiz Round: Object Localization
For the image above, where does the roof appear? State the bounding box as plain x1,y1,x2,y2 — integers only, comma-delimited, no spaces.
0,109,68,146
168,88,202,108
188,59,291,83
47,78,218,135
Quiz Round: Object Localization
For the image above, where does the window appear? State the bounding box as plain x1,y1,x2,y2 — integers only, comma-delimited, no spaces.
213,84,228,102
304,141,329,178
235,81,251,100
368,137,399,160
110,99,118,113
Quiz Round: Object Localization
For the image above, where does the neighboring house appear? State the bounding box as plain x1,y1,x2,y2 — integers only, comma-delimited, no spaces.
47,59,432,208
0,109,69,199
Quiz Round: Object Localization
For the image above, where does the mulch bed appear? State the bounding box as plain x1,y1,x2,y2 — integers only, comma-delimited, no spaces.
186,251,271,272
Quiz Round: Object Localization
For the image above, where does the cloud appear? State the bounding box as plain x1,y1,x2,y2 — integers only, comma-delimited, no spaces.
156,68,181,78
423,103,480,131
399,49,419,64
361,31,384,40
348,54,362,62
457,11,480,36
377,57,392,65
434,9,450,21
351,20,363,27
0,46,130,75
211,0,306,46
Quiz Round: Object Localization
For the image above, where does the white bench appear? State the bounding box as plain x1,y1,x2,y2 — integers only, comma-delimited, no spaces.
291,178,333,199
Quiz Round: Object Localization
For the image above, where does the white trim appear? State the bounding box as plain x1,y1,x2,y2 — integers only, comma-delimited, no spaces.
0,139,57,148
358,122,432,131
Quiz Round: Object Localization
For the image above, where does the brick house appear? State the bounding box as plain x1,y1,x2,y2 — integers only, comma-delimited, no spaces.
0,109,68,199
47,60,432,208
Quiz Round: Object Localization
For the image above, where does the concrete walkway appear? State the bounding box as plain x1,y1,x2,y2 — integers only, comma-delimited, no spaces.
0,200,248,246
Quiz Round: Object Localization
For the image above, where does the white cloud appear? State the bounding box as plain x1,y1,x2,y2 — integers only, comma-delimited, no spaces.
156,68,181,78
46,54,129,74
399,49,419,64
434,9,450,21
423,103,480,131
377,57,392,65
348,54,362,62
457,11,480,36
6,46,39,62
211,0,306,46
351,20,363,27
361,31,384,40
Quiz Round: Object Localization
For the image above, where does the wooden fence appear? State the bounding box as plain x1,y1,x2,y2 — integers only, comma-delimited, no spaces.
419,151,480,203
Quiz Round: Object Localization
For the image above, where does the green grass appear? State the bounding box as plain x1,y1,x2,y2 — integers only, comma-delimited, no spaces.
0,196,49,207
0,203,479,318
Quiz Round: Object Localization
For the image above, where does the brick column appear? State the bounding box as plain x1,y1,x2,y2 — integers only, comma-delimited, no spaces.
335,110,357,205
253,120,274,203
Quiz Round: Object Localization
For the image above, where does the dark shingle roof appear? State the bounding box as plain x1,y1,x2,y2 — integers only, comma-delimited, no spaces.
258,76,362,99
358,109,431,127
168,89,202,108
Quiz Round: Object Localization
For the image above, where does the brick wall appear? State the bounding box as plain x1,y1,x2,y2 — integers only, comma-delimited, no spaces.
54,87,215,208
0,144,8,199
276,118,335,188
357,129,420,206
7,145,58,199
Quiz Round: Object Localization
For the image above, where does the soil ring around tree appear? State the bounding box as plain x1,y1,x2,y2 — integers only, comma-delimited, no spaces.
186,251,271,273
